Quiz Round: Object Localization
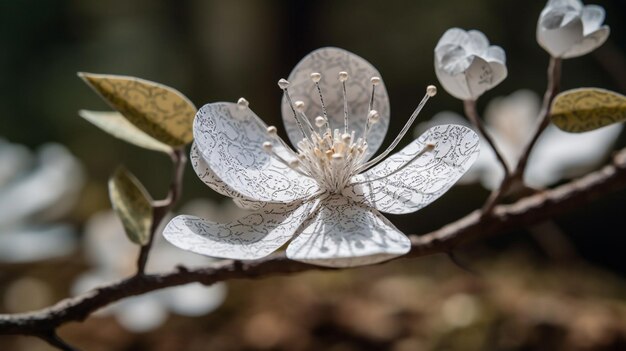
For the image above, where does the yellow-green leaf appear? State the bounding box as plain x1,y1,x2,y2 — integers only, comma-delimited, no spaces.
79,72,196,147
79,110,173,153
108,167,153,245
550,88,626,133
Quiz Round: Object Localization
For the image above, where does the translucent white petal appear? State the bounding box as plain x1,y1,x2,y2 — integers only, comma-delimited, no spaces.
561,26,610,59
164,283,227,316
537,13,584,57
281,47,390,160
434,62,472,100
345,125,480,214
465,56,508,100
466,30,489,55
581,5,605,35
163,200,319,260
286,195,410,267
194,102,319,202
485,46,506,66
190,142,271,210
435,28,470,52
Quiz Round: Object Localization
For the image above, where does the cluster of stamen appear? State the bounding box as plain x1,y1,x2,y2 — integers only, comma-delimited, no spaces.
238,71,437,193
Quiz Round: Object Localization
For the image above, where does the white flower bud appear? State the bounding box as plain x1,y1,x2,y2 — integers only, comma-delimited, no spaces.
434,28,507,100
536,0,609,59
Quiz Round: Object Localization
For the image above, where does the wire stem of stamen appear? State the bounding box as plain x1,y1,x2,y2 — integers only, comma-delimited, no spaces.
279,79,310,141
339,71,349,133
353,143,435,184
311,72,329,122
356,85,437,173
369,77,380,112
263,140,311,178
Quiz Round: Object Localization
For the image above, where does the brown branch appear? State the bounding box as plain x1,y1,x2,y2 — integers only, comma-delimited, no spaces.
482,57,562,214
136,147,187,274
2,146,626,339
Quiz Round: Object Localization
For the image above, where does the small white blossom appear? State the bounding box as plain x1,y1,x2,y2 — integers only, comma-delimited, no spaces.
537,0,610,58
434,28,507,101
0,139,83,263
163,47,481,268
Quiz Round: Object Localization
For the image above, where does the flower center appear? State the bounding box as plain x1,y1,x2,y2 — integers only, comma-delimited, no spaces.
241,71,437,194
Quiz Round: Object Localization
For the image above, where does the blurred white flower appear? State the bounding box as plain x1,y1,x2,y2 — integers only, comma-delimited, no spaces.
72,199,242,332
0,138,84,262
537,0,610,58
417,90,623,190
434,28,507,100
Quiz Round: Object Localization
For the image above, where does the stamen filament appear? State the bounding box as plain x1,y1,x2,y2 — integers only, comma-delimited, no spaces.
339,71,349,133
357,85,437,173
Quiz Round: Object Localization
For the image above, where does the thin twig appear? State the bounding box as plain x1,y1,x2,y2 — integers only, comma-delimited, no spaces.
463,99,510,176
1,146,625,338
38,331,80,351
482,57,562,214
462,99,512,215
136,147,187,275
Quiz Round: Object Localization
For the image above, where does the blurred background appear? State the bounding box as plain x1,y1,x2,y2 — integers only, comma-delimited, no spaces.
1,0,626,350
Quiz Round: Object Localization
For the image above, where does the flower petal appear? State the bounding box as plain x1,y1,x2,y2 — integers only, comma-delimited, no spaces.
537,13,584,58
281,47,390,160
435,28,470,52
286,195,410,267
581,5,605,35
344,125,480,214
163,200,319,260
194,102,319,202
434,63,472,100
466,30,489,55
465,56,508,100
561,26,609,59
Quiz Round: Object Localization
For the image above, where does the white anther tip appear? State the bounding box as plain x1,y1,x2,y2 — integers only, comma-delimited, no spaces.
262,141,273,152
426,85,437,97
237,97,249,110
315,116,326,128
370,76,381,86
341,133,352,143
294,100,305,112
310,72,321,83
289,159,300,168
368,110,380,123
331,153,344,162
338,71,349,82
278,78,290,89
266,126,277,135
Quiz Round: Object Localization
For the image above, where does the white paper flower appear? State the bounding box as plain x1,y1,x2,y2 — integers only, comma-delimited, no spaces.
417,90,623,190
163,47,480,268
0,139,83,263
434,28,507,101
73,205,231,332
537,0,610,59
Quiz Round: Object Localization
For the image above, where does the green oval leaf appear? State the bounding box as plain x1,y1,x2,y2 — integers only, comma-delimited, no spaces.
79,72,196,147
550,88,626,133
79,110,173,153
109,167,153,245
